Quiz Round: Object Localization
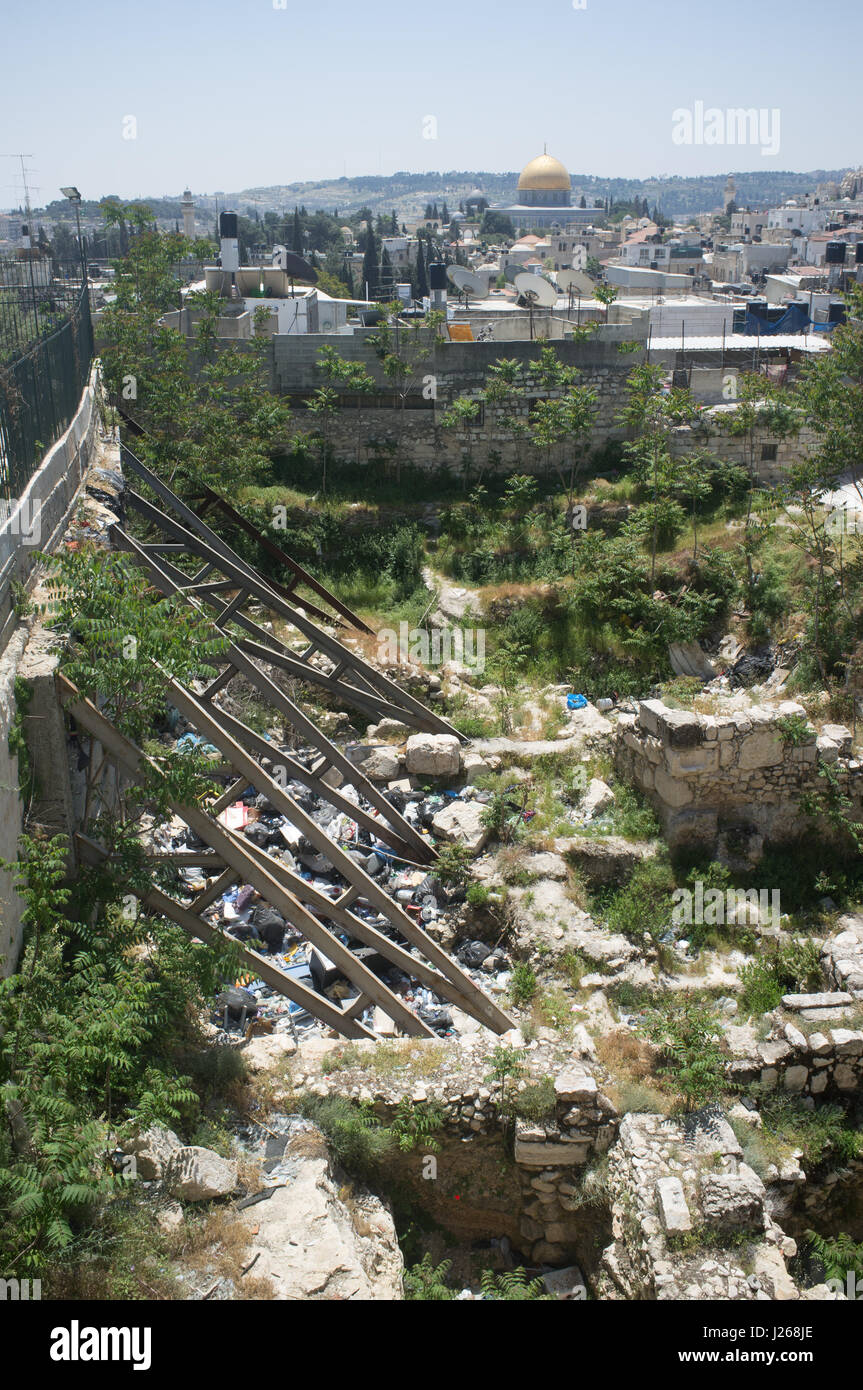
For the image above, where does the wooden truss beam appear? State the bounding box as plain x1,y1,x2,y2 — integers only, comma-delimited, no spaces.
58,673,513,1038
119,446,462,739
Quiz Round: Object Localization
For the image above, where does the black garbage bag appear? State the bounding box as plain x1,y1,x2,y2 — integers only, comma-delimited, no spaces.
249,906,287,953
458,940,492,968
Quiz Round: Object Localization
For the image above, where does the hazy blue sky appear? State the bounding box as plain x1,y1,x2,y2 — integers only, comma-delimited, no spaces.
3,0,859,206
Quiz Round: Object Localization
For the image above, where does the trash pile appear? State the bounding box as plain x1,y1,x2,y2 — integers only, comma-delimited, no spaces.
152,726,510,1041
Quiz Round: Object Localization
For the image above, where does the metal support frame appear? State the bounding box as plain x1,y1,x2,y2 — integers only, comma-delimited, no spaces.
58,672,513,1039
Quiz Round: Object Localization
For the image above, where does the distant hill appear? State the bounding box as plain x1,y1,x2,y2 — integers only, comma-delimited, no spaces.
19,168,853,225
221,168,852,220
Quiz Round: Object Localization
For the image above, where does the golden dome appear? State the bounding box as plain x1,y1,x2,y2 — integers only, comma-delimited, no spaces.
517,151,571,193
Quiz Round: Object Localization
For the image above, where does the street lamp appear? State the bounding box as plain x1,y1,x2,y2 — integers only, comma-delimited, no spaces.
60,186,86,283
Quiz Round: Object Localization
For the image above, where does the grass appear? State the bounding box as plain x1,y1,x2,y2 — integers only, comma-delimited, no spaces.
320,1041,447,1079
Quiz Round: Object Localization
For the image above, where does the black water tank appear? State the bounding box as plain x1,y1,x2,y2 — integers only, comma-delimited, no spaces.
219,211,238,239
855,243,863,264
825,241,846,265
428,262,447,290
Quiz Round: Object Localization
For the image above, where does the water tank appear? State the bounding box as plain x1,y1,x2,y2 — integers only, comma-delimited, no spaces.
428,262,447,290
855,243,863,264
825,241,847,265
219,212,239,239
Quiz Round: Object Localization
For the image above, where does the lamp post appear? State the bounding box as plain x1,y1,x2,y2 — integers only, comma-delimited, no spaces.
60,186,86,284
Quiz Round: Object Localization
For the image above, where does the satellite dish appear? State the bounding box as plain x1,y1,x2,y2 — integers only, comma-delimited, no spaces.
558,269,595,296
447,266,489,300
514,272,557,308
571,246,588,270
274,249,318,283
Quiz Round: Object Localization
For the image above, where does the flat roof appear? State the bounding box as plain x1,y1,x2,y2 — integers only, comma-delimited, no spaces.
649,333,831,352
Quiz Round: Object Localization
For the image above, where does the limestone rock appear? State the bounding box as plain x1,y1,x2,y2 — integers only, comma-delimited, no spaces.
431,800,488,851
405,733,461,777
699,1164,765,1232
164,1146,238,1201
240,1127,403,1299
120,1125,182,1182
356,746,401,781
579,778,615,820
656,1176,692,1233
241,1031,298,1073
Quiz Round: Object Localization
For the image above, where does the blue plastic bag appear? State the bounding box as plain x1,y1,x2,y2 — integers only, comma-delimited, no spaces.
566,693,588,711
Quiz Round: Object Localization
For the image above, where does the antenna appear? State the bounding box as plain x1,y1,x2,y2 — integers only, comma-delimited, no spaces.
1,154,36,218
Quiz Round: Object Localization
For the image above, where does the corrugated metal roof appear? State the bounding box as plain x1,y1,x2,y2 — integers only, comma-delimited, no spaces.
648,333,831,352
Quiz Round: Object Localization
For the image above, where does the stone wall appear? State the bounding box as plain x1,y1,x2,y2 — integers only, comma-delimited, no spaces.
614,699,863,858
0,368,103,974
597,1111,822,1301
296,1033,618,1268
727,1024,863,1102
671,408,821,486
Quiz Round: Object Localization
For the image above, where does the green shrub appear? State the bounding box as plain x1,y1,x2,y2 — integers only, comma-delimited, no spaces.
466,883,490,908
404,1253,456,1300
601,858,676,943
480,1268,553,1300
739,938,821,1017
297,1095,393,1177
509,1076,556,1123
510,962,538,1006
641,997,727,1112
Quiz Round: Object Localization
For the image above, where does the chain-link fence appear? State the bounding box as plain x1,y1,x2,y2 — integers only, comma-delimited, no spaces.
0,257,94,502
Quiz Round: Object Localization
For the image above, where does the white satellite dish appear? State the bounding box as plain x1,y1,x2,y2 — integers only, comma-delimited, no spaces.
514,272,557,308
558,268,595,296
447,265,489,301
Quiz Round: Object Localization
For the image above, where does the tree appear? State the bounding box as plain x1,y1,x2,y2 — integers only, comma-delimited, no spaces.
642,997,727,1113
316,344,376,467
716,371,801,610
414,237,429,299
362,221,379,299
306,385,339,494
617,364,697,582
592,283,618,322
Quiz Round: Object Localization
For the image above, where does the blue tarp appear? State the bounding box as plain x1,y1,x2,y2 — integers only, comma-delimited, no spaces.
743,302,811,336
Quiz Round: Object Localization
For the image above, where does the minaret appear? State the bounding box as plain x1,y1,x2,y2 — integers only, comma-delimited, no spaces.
723,174,736,212
182,188,195,239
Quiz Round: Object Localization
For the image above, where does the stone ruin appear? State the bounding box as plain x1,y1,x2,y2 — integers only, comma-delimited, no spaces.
614,697,863,859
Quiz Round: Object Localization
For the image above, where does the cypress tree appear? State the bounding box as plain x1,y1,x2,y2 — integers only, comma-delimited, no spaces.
363,221,379,298
416,237,429,298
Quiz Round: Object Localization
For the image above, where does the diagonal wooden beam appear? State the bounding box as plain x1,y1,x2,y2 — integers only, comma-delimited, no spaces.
74,834,376,1039
112,524,435,862
120,484,463,739
58,675,433,1039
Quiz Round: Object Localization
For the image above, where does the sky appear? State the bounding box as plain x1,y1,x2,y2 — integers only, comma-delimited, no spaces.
2,0,860,207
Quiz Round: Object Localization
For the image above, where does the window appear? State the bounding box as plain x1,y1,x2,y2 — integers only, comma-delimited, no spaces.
761,443,777,462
